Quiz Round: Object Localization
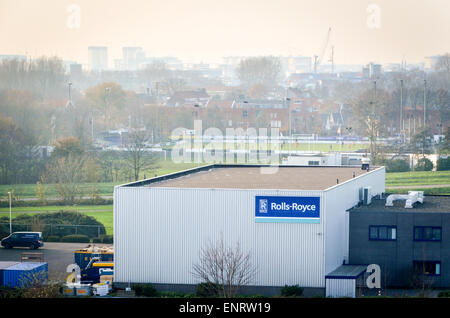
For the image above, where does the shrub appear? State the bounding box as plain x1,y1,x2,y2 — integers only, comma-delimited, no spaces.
100,235,113,244
196,283,219,297
132,284,158,297
158,291,192,298
61,234,90,243
281,285,304,297
438,290,450,298
436,157,450,171
415,158,433,171
46,236,60,242
92,237,102,243
0,211,106,238
385,159,410,172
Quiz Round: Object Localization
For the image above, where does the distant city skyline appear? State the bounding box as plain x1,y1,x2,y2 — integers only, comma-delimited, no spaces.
0,0,449,67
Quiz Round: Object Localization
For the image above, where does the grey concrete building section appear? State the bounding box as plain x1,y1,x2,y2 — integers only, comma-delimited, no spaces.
348,196,450,288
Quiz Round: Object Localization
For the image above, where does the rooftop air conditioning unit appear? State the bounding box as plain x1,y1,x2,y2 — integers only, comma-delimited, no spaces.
363,186,372,206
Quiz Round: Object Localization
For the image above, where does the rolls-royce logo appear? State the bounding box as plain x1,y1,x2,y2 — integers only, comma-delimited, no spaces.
259,199,268,213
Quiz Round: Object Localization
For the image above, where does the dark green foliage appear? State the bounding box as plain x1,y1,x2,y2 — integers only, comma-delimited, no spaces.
46,235,60,242
0,198,113,208
436,157,450,171
0,286,24,298
415,158,433,171
196,283,219,297
158,291,193,298
132,284,158,297
281,285,304,297
384,159,411,172
100,235,113,244
438,290,450,298
61,234,90,243
92,237,102,243
0,210,105,238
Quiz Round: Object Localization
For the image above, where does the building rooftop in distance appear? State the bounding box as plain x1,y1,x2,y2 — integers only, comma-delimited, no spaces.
349,195,450,213
142,165,378,190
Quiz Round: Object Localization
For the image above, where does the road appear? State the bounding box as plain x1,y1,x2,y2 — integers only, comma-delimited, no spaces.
0,242,113,280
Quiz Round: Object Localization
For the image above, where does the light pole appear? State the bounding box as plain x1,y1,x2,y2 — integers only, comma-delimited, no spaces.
8,191,12,234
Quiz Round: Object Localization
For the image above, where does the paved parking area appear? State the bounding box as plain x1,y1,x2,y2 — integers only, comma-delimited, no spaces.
0,243,113,280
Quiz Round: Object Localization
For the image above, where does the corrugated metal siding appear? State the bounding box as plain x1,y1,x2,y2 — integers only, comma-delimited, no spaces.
326,278,356,298
0,262,20,286
323,167,385,275
2,262,48,288
115,187,325,287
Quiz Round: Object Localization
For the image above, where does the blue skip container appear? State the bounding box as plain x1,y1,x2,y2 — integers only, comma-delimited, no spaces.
1,262,48,288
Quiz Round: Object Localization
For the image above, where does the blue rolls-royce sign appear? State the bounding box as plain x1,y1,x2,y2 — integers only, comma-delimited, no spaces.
255,196,320,223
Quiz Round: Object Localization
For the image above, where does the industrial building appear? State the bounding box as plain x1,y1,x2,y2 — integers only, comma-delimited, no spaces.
114,164,385,295
349,194,450,288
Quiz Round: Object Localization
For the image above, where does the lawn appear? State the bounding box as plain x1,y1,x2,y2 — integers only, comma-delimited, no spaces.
385,187,450,195
385,171,450,187
0,160,203,199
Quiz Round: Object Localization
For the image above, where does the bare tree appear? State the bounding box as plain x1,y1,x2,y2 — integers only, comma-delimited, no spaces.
123,129,158,181
192,235,257,297
237,56,281,88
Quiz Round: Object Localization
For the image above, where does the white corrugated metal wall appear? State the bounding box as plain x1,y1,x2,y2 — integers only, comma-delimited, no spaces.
325,278,356,298
323,167,385,275
114,166,386,289
114,187,325,287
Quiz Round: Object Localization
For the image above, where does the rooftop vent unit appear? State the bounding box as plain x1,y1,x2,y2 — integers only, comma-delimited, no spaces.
359,186,372,205
385,191,424,208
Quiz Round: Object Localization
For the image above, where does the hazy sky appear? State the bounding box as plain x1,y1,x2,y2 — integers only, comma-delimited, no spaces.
0,0,449,66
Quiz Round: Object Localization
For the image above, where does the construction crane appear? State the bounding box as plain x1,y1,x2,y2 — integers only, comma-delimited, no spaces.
313,27,332,74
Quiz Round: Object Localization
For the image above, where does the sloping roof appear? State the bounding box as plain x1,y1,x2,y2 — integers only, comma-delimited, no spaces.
325,265,367,279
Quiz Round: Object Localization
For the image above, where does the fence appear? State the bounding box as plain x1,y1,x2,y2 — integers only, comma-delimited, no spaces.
0,222,112,239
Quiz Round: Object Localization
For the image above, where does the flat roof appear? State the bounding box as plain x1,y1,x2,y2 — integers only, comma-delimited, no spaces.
349,195,450,213
144,165,375,190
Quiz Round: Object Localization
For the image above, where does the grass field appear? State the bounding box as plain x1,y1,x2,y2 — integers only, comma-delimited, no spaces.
0,160,202,199
385,171,450,187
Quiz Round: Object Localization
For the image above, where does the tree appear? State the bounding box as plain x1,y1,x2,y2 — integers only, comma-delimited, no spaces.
123,129,158,181
85,82,126,130
45,154,86,204
53,136,84,159
192,235,257,298
409,126,433,157
350,85,390,164
237,56,281,88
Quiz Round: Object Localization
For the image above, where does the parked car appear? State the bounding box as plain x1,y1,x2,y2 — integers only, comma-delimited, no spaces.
1,232,44,249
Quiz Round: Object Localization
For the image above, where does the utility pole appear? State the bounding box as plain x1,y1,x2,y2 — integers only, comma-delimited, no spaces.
8,191,12,234
400,79,403,142
423,79,427,129
329,46,334,74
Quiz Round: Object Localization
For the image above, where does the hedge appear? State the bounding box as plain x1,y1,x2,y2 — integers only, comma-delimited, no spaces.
46,235,61,242
0,198,113,208
281,285,304,297
61,234,90,243
0,211,106,239
437,157,450,171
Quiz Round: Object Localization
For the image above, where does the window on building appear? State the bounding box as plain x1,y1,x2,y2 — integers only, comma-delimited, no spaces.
369,226,397,240
414,227,442,241
308,161,320,166
413,261,441,276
